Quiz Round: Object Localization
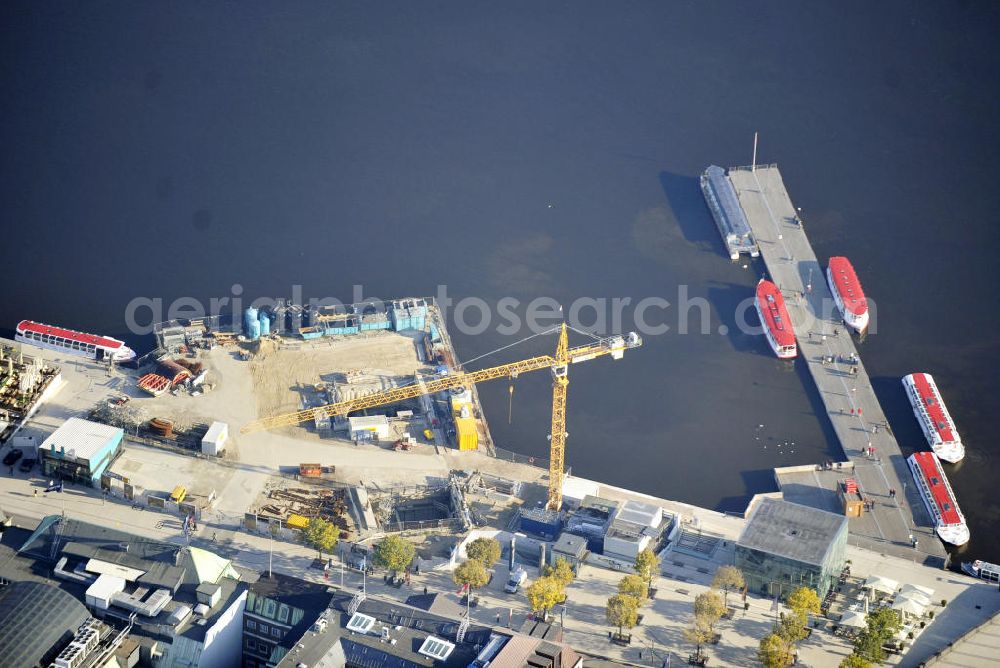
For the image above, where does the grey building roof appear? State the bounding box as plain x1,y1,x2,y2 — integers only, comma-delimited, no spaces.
404,592,465,619
276,590,491,668
0,581,90,668
552,533,588,559
738,498,847,567
0,516,250,647
247,571,334,618
614,500,661,528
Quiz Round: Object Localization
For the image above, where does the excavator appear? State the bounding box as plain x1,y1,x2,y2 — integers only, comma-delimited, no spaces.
241,324,642,510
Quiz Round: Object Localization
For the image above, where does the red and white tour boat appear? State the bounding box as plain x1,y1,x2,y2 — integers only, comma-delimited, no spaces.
755,279,797,359
906,451,969,546
15,320,137,363
902,373,964,463
826,256,869,333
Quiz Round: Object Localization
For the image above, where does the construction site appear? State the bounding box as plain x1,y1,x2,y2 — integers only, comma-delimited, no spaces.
0,295,646,565
0,342,62,441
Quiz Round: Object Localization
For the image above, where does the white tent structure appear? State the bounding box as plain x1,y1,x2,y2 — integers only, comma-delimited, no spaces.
840,611,868,629
897,591,932,608
892,596,926,617
900,583,935,599
863,575,899,596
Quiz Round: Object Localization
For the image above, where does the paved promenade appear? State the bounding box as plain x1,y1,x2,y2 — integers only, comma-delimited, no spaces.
729,165,947,564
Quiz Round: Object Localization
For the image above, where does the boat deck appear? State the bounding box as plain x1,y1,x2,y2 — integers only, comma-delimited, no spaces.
729,164,948,565
701,165,760,259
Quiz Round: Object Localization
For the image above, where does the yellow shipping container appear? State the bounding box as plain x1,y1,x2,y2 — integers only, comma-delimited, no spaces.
455,417,478,451
286,514,310,529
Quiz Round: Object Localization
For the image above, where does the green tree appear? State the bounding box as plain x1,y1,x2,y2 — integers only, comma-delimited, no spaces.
543,557,576,587
683,616,713,660
694,590,726,632
838,655,872,668
618,574,649,601
712,565,745,608
303,517,339,559
605,594,640,638
466,537,501,568
854,608,902,664
776,612,808,644
526,576,564,618
373,535,416,575
634,547,660,587
453,559,490,597
786,587,821,624
758,632,794,668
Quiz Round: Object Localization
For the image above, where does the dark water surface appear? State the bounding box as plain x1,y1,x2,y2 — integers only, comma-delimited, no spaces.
2,3,998,560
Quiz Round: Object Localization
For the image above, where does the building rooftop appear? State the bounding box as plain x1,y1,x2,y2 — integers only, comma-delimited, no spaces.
552,533,588,558
0,516,250,646
738,498,847,567
40,417,122,463
614,500,662,529
276,590,491,668
405,592,466,618
0,581,91,668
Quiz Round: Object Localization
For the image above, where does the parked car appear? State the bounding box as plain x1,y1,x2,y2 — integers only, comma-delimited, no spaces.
2,449,23,466
19,458,36,473
504,567,527,594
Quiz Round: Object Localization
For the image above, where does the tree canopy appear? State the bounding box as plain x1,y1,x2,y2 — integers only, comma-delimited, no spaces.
683,616,713,657
606,594,640,636
526,576,564,617
854,608,902,664
618,574,649,601
712,565,745,606
303,517,339,558
466,537,501,568
838,655,872,668
758,632,794,668
634,548,660,585
786,587,821,618
694,590,726,631
544,557,575,587
453,559,490,590
373,535,416,574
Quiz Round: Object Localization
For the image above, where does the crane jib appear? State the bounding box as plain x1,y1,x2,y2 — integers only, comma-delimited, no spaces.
241,331,640,434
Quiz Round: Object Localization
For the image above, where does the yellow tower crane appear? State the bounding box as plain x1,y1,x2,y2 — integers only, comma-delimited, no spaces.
241,324,642,510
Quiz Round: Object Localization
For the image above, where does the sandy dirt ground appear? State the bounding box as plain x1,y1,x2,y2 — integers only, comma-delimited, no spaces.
248,332,430,431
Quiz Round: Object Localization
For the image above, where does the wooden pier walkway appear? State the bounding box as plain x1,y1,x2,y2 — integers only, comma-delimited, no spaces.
728,164,948,565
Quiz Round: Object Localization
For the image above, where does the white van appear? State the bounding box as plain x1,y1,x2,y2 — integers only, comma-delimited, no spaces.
504,567,527,593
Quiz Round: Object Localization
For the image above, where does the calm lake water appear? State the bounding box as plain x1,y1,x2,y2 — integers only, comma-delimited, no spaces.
1,2,997,561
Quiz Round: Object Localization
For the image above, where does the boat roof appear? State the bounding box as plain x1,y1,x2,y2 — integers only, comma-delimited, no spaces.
910,452,962,525
907,373,957,443
16,320,124,350
828,257,867,316
756,280,796,347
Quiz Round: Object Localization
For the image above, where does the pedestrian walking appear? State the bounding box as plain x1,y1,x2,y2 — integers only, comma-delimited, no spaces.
424,586,428,595
496,612,501,624
872,424,878,435
33,489,37,498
